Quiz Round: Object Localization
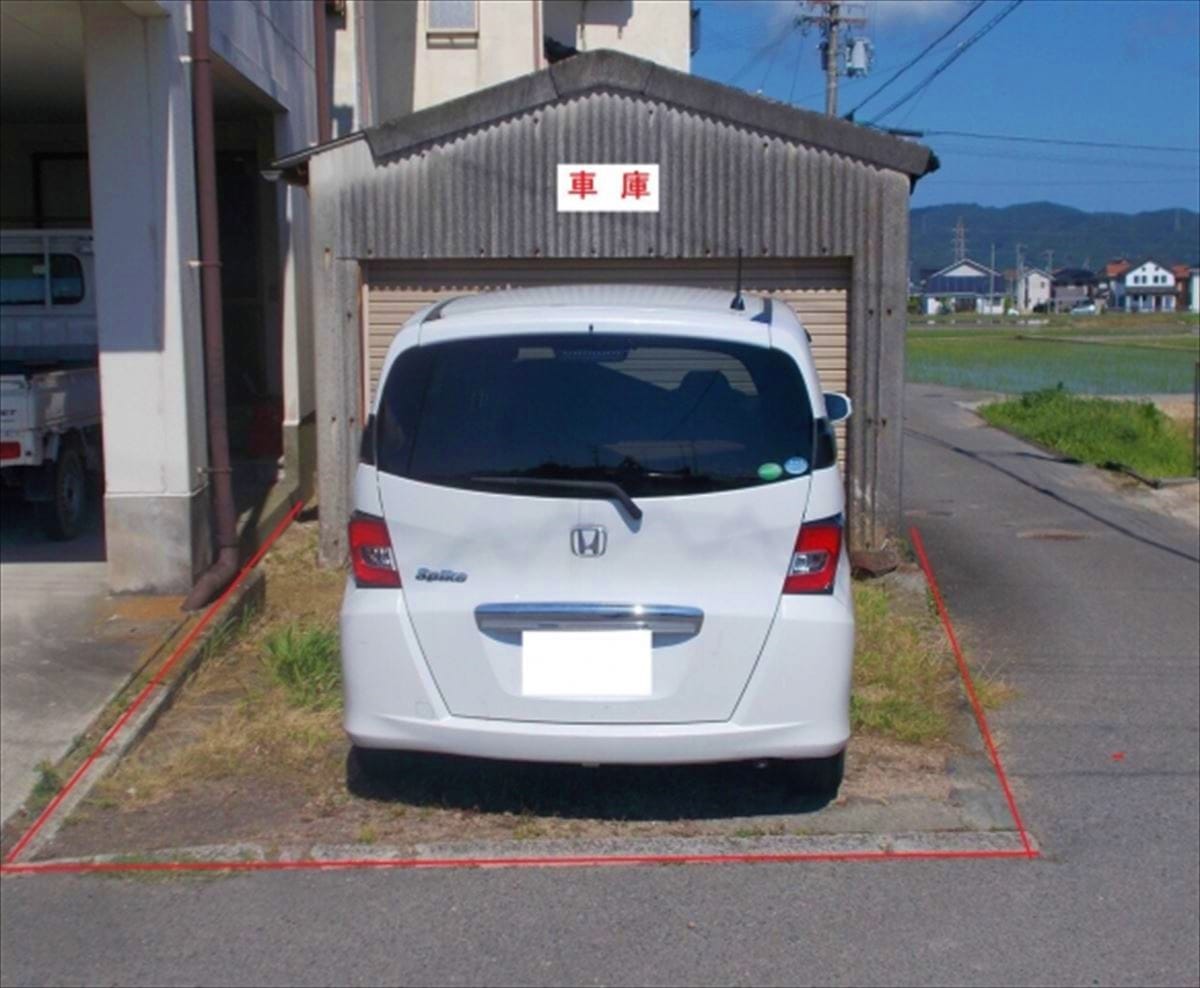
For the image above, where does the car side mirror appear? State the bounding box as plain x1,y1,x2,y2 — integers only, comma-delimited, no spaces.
825,392,852,424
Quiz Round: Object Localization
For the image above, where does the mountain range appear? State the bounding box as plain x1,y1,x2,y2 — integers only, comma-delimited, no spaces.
910,202,1200,277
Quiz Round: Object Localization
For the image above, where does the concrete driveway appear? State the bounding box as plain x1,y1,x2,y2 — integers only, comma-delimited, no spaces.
0,499,182,824
2,385,1198,986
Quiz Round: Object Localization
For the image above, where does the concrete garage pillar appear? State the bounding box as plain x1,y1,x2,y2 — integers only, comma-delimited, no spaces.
82,2,211,593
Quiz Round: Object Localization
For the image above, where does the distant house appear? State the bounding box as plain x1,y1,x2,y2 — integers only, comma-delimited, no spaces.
1171,263,1192,312
1051,268,1096,312
1123,260,1177,312
1190,267,1200,313
1099,258,1132,308
1017,268,1052,313
921,259,1005,314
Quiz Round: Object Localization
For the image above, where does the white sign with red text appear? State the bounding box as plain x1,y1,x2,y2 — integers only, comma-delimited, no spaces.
556,164,660,213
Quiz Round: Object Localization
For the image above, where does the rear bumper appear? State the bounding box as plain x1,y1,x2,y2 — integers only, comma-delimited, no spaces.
346,714,847,765
341,568,854,766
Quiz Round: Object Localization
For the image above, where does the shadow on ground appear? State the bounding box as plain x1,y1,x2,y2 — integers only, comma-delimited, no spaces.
345,749,837,819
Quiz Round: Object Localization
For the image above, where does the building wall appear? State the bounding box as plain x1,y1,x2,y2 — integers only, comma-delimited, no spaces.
81,0,212,592
1191,271,1200,313
1124,261,1173,289
76,0,325,592
1020,271,1050,310
369,0,691,118
543,0,690,71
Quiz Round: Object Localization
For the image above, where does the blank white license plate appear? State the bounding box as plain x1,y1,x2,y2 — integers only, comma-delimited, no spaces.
521,629,652,697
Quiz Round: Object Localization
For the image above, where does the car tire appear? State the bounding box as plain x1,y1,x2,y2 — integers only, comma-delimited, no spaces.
787,748,845,797
41,443,87,541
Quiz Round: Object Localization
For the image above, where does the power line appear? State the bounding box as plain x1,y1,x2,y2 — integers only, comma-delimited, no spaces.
924,178,1200,186
727,22,796,89
756,23,794,93
787,23,807,104
868,0,1025,125
908,129,1200,154
933,147,1200,171
842,0,986,121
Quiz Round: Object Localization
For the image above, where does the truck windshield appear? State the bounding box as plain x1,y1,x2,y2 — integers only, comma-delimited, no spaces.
375,333,815,498
0,254,84,306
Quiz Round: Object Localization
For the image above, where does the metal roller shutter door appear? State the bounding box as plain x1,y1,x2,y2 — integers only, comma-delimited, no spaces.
364,259,848,407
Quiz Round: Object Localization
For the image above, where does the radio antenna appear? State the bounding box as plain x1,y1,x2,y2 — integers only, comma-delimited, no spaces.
731,248,745,311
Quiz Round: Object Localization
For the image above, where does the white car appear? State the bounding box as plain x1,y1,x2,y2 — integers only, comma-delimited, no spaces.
341,285,855,793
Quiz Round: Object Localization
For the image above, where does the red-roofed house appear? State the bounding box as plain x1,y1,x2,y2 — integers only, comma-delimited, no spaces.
1100,259,1132,308
1172,264,1191,312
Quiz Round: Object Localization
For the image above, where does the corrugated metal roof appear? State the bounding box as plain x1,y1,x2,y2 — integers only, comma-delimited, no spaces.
276,50,937,181
310,92,911,261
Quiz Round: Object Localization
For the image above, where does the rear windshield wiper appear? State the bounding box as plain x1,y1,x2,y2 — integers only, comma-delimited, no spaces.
470,476,644,521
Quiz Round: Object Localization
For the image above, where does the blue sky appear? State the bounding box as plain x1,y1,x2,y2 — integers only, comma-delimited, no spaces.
692,0,1200,214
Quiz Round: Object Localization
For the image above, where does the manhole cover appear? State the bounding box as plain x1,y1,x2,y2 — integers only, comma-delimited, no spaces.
1017,530,1089,541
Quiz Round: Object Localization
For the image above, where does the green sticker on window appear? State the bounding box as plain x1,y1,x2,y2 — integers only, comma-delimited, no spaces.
757,462,783,481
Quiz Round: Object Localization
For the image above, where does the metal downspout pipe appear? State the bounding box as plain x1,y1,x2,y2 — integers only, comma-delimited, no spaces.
313,0,332,144
182,0,240,611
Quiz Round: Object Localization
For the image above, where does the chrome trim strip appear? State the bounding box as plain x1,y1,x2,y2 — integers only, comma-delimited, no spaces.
475,602,704,635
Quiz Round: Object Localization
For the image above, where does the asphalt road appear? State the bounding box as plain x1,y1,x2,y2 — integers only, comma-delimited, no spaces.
2,384,1198,987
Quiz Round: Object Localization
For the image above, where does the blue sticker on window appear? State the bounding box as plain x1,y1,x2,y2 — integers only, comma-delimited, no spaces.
784,456,809,476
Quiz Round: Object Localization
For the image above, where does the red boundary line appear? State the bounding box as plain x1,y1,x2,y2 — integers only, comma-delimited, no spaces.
3,499,305,865
1,517,1038,876
909,525,1035,855
1,848,1032,875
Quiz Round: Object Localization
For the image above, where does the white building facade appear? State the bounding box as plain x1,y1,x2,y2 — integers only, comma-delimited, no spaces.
1017,268,1052,312
1124,260,1177,312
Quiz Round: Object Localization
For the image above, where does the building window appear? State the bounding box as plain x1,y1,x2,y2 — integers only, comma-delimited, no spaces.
0,253,85,306
427,0,477,33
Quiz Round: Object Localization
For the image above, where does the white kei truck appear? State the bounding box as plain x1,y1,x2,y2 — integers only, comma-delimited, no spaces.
0,231,101,540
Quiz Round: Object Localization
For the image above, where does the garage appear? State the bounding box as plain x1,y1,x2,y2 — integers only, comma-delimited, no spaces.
276,49,936,563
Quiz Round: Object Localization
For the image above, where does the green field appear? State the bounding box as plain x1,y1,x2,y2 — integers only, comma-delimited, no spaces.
907,321,1200,394
980,388,1197,478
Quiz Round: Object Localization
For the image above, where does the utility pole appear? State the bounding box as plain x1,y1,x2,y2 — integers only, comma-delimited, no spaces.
799,2,867,116
1015,242,1026,312
1043,249,1054,275
990,243,996,312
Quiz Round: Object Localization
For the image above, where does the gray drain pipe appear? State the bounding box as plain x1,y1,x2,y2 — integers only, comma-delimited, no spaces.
183,0,239,611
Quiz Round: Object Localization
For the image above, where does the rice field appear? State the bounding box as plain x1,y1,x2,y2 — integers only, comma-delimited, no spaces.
906,329,1200,395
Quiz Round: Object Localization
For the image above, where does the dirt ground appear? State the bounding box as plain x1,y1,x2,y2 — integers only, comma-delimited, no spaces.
31,516,1010,862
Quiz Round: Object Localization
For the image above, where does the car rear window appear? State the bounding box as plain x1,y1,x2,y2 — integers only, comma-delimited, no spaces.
375,333,815,498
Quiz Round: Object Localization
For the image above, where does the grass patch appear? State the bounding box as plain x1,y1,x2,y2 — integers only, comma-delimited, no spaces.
83,523,348,809
263,624,341,709
851,579,1013,745
980,386,1196,478
851,583,958,744
907,331,1198,394
31,761,62,803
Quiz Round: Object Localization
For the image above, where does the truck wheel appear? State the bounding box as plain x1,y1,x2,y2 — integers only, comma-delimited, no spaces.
41,444,86,540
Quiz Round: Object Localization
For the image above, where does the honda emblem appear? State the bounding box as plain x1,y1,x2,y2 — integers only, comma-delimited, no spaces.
571,525,607,557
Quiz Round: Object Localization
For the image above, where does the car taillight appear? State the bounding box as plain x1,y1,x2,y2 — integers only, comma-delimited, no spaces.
783,517,842,594
348,512,401,588
0,442,19,461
